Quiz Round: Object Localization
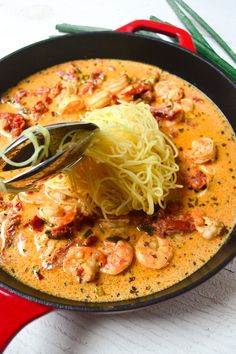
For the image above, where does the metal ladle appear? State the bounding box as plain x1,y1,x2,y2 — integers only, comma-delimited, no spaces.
0,122,98,192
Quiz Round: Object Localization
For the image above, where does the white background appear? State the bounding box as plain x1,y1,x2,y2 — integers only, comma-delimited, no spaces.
0,1,236,353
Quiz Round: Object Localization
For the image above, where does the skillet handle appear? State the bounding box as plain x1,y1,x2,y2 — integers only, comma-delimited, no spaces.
0,288,53,352
115,19,196,52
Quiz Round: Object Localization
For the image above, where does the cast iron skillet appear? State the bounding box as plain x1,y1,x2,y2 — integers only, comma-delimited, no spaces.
0,20,235,351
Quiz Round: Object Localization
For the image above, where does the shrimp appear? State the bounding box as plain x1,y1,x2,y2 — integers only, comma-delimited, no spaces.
180,98,194,113
63,246,106,282
17,233,28,257
85,90,111,110
98,217,130,234
58,94,85,114
188,137,216,164
104,74,130,95
99,240,134,275
154,80,184,102
151,102,183,124
38,204,76,227
0,203,22,253
196,216,224,239
135,234,173,270
19,191,43,204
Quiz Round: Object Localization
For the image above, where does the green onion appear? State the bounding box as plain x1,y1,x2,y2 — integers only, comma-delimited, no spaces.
150,15,166,23
56,23,160,39
95,285,105,296
150,15,172,26
152,12,236,80
137,30,161,39
174,0,236,63
166,0,214,53
165,0,236,81
56,23,110,33
149,15,178,43
106,235,128,242
137,223,155,236
83,229,93,238
191,38,236,81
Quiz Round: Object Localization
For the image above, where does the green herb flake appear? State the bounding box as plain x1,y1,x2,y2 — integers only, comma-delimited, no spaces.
45,229,52,237
81,74,89,84
130,286,139,295
95,285,105,296
129,276,136,283
98,224,105,233
83,229,93,238
106,235,125,243
20,108,28,115
51,111,59,117
76,67,83,74
33,269,44,280
138,223,155,235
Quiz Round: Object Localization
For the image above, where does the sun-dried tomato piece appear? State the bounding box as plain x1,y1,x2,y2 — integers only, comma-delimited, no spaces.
30,215,45,232
33,100,48,114
154,213,196,236
150,104,183,122
57,70,76,81
6,214,21,238
13,89,28,104
1,112,26,137
182,168,207,190
76,268,84,276
50,224,74,239
82,82,95,95
110,94,120,105
89,71,105,85
165,201,183,214
50,82,64,98
44,96,52,105
33,269,44,280
42,240,78,270
120,82,154,102
31,87,50,97
83,235,98,246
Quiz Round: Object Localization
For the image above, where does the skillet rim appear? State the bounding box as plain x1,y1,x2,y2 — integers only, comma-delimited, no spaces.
0,32,235,88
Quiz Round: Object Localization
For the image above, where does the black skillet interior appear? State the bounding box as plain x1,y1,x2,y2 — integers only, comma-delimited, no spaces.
0,32,236,312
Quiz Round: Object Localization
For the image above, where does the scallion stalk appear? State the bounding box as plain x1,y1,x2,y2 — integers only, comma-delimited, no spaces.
166,0,214,53
164,0,236,81
56,23,161,39
56,23,110,34
193,39,236,81
174,0,236,62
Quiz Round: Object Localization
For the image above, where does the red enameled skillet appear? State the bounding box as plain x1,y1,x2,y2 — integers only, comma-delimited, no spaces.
0,20,235,352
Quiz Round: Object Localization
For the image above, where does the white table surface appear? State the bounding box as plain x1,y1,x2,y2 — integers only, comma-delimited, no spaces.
1,1,235,353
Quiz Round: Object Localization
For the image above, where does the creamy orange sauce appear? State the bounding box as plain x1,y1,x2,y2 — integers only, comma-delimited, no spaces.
0,59,235,302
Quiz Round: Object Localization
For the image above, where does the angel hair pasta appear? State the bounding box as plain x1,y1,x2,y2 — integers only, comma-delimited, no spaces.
52,102,180,216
